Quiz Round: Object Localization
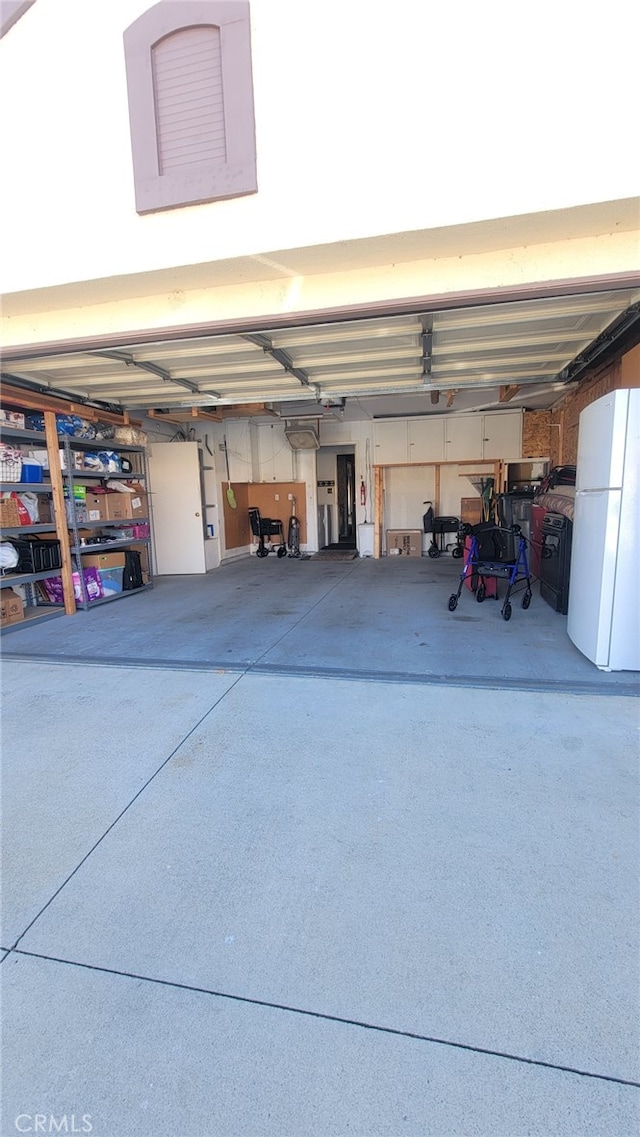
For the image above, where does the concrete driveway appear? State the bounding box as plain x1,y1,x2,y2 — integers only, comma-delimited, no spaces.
2,639,639,1135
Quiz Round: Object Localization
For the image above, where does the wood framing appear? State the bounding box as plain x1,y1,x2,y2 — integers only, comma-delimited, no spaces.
499,384,520,403
371,458,502,558
44,410,76,615
1,383,138,426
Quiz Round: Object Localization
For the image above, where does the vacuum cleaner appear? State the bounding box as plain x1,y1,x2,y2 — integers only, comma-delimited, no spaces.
287,496,301,557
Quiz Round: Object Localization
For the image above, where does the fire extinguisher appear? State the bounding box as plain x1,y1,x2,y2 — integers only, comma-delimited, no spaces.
360,479,366,507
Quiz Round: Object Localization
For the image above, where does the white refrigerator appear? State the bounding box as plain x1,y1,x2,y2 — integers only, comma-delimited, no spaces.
567,388,640,671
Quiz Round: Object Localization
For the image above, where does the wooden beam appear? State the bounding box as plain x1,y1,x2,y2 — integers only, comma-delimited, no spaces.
373,466,383,558
1,383,141,426
446,389,458,408
430,390,440,405
499,384,520,403
147,407,222,424
44,410,76,616
220,403,276,418
145,403,275,423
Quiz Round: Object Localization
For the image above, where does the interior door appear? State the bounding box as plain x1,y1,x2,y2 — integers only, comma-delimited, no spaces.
148,441,207,574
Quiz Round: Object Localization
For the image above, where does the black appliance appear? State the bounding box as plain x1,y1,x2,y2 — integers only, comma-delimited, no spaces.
495,493,533,545
540,512,572,614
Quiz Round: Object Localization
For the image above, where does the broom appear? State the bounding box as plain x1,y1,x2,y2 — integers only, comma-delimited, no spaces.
224,437,237,509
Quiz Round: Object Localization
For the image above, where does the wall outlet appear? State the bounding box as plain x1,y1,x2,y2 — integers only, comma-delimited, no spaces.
274,493,280,500
288,493,293,500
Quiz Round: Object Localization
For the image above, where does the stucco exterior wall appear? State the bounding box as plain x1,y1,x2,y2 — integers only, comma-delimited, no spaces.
1,0,638,295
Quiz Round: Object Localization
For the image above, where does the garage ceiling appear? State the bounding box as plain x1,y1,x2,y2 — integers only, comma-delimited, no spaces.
2,287,639,420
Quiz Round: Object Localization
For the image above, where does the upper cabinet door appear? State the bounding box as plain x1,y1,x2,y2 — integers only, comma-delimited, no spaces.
373,420,409,464
482,412,522,460
444,416,483,460
408,418,445,463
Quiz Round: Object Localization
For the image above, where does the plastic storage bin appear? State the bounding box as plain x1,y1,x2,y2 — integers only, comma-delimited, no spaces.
98,567,124,595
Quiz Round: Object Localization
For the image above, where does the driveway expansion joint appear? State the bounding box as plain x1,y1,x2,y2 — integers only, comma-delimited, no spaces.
7,948,640,1091
2,652,638,696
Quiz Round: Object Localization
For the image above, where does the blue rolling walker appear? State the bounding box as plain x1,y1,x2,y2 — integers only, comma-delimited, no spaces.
447,524,533,622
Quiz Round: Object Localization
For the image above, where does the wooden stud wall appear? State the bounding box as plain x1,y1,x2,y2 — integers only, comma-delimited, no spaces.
371,459,501,558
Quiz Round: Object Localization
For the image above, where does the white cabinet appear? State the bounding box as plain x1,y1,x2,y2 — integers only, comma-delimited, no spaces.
374,411,522,464
444,416,483,460
482,412,522,459
373,420,409,464
375,418,444,463
408,418,445,463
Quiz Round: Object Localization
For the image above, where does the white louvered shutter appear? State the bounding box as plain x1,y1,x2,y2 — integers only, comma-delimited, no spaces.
152,26,226,173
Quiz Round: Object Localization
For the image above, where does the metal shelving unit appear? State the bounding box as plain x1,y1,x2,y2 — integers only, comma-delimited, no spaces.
60,435,154,610
0,423,67,630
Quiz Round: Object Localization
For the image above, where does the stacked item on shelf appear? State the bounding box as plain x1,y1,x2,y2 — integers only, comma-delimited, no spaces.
0,587,24,628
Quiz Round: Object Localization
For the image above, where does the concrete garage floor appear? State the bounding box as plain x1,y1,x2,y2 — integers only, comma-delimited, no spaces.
1,555,639,1136
2,554,639,693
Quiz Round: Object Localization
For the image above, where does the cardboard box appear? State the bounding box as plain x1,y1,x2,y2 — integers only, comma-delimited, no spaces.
0,409,26,429
103,493,130,521
36,495,54,524
460,497,483,526
80,551,126,570
122,484,148,519
0,587,25,625
129,542,150,578
84,492,107,522
386,529,422,557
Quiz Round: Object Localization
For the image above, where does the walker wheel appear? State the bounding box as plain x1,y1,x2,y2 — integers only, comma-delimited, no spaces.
256,546,268,558
522,591,532,610
277,546,287,558
502,602,512,621
476,584,486,603
452,546,463,559
448,595,458,612
428,545,440,559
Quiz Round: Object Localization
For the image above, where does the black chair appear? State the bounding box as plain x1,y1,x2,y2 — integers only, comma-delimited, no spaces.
248,507,287,559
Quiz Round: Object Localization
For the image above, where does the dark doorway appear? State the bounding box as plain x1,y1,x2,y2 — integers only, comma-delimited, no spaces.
336,453,356,547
